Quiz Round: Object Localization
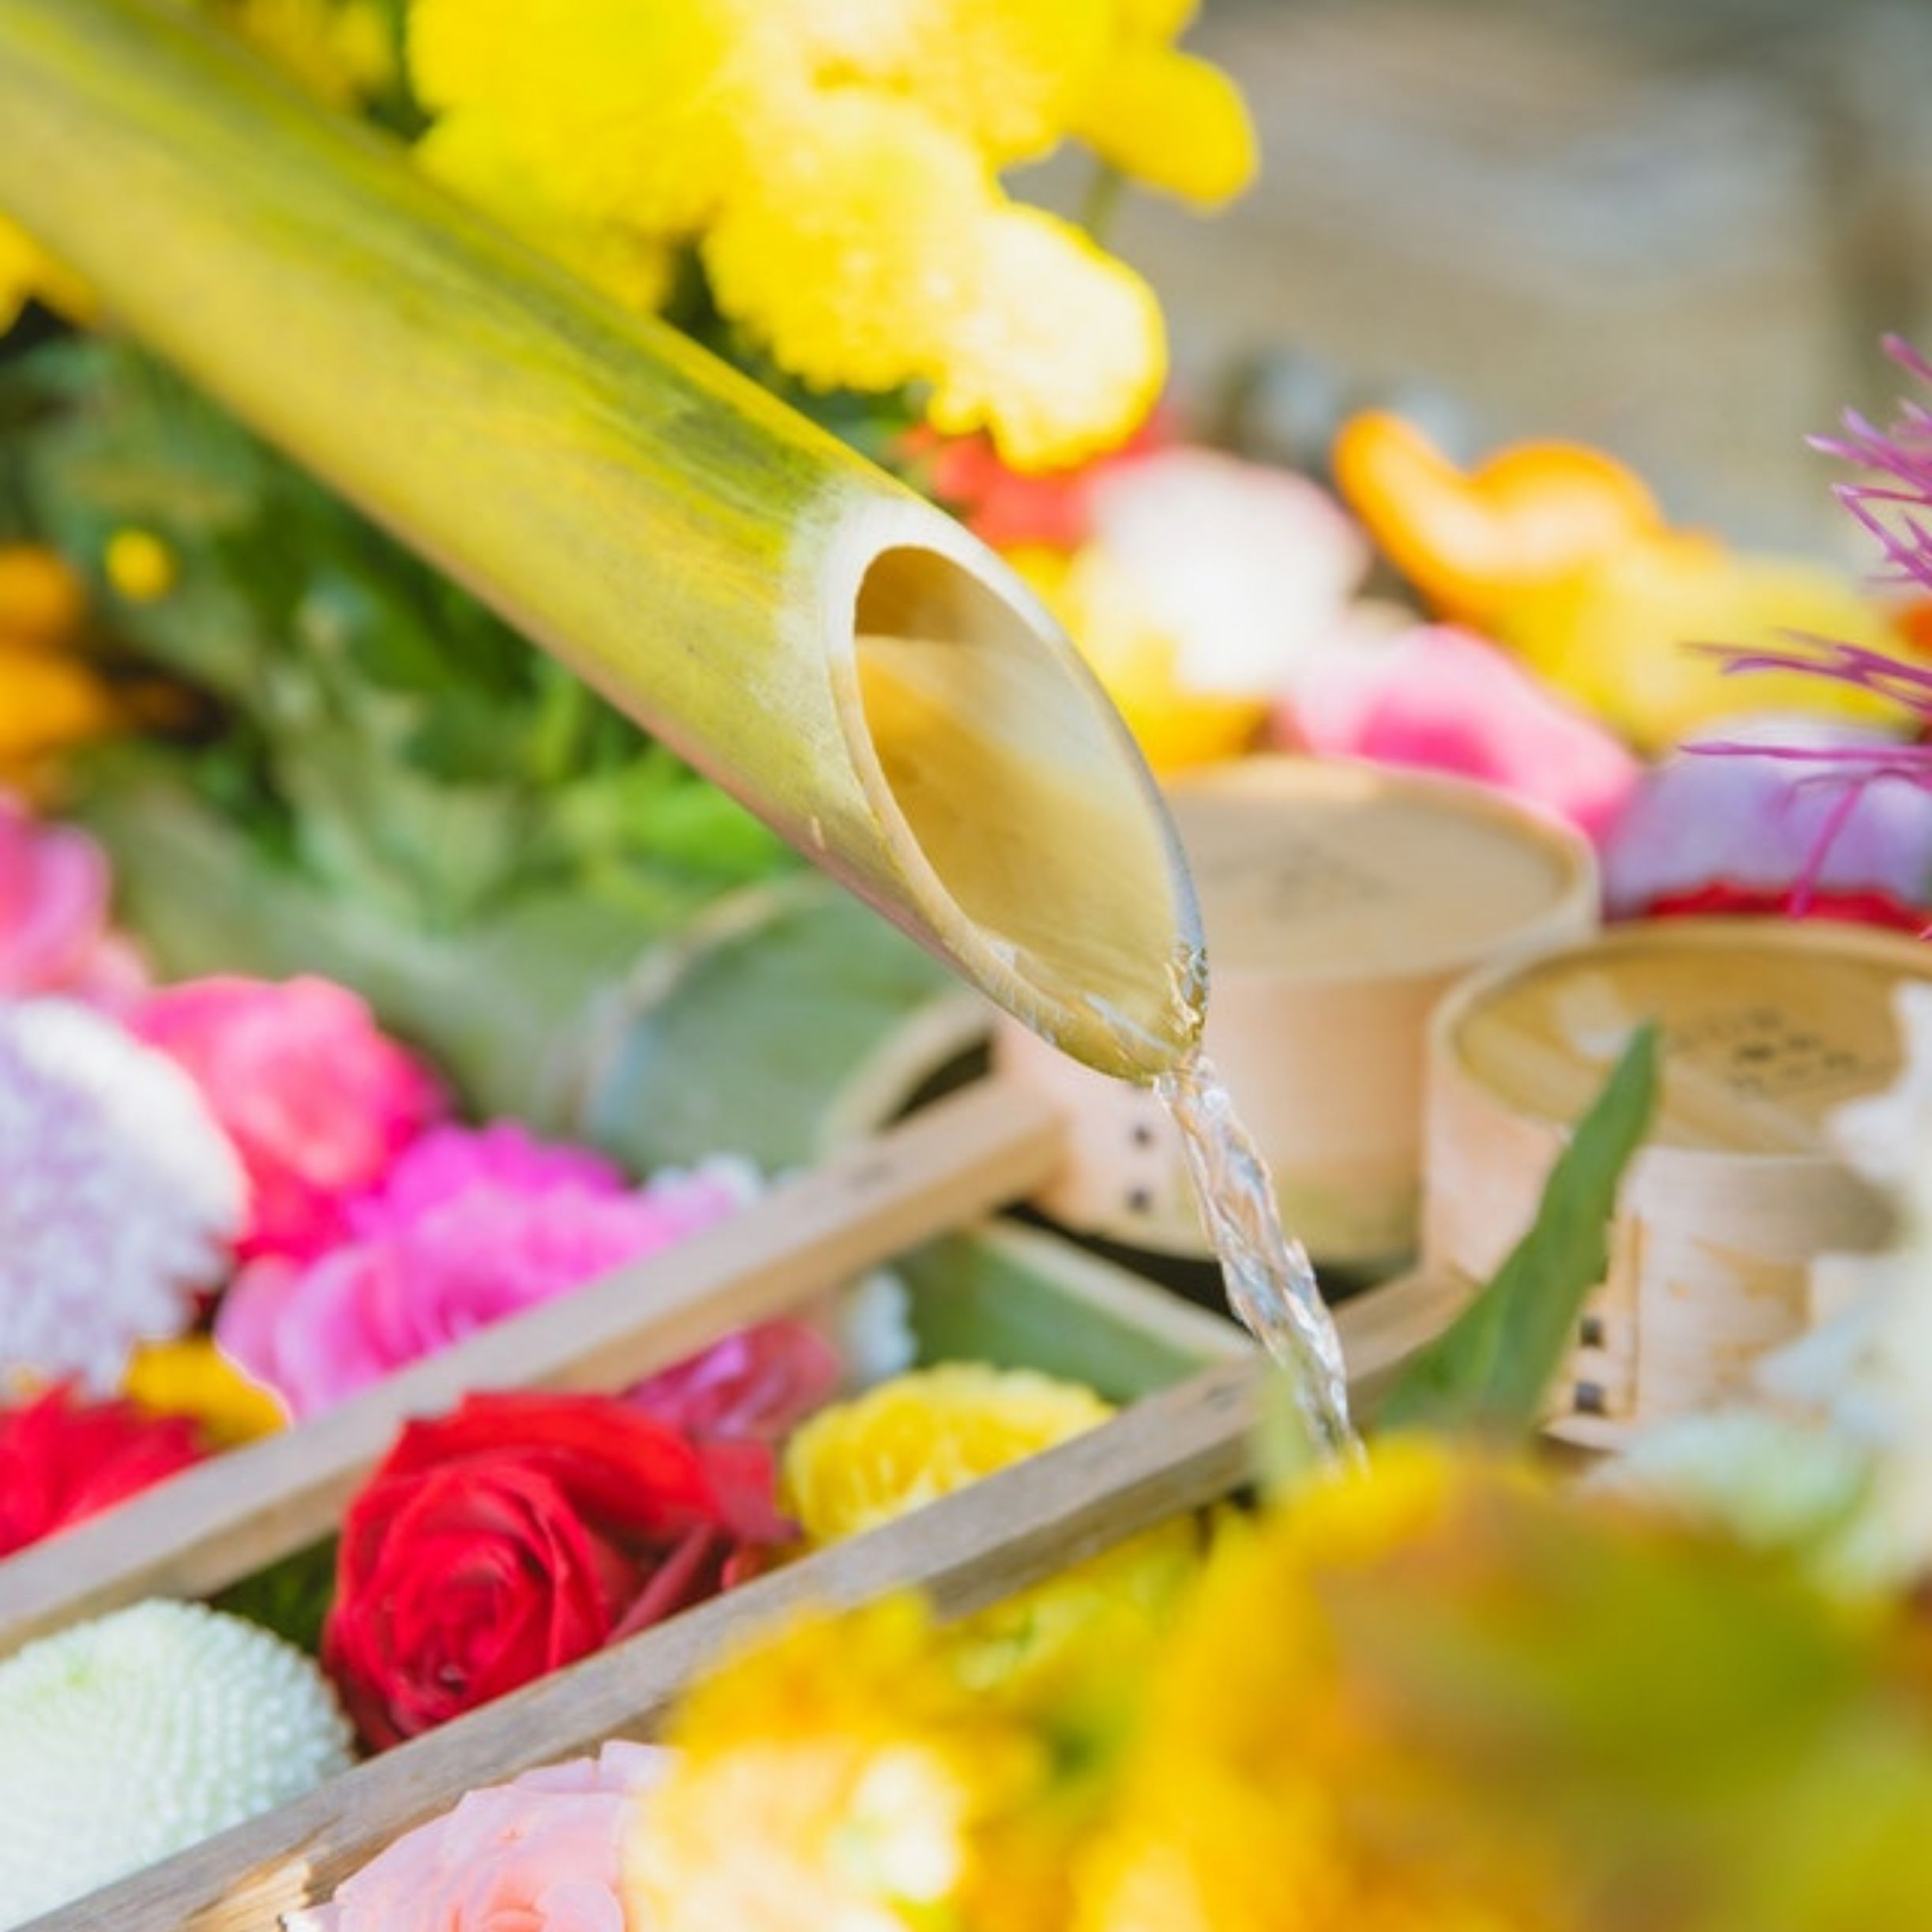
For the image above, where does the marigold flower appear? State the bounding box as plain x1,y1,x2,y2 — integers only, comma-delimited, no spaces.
783,1365,1201,1692
403,0,1251,470
701,91,985,396
1075,1440,1932,1931
415,115,677,313
625,1598,1066,1932
0,1603,352,1928
1075,43,1258,208
410,0,755,234
928,204,1165,470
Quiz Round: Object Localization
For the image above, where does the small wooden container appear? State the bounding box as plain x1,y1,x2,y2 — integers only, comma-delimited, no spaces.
1425,919,1932,1447
994,757,1599,1268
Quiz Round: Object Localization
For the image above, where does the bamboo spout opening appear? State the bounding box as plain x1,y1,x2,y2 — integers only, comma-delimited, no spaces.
842,539,1205,1079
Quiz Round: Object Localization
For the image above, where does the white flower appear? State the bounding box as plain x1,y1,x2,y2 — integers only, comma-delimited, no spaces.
1600,981,1932,1588
0,1000,246,1392
0,1601,353,1927
819,1270,917,1390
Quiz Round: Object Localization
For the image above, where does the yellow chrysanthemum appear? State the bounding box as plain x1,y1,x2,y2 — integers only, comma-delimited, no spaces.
702,90,986,396
625,1596,1066,1932
1072,1445,1559,1932
410,0,757,234
786,0,1114,164
1076,43,1258,207
929,203,1165,470
1116,0,1199,39
786,1364,1116,1532
123,1339,286,1449
0,218,92,335
416,116,677,313
214,0,393,110
783,1364,1201,1695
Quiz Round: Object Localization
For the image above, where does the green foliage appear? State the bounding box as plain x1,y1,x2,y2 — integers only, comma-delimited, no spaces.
210,1538,338,1658
0,334,793,931
1380,1024,1660,1437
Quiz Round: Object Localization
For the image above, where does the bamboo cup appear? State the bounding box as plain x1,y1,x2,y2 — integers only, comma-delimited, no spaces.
0,0,1202,1079
1425,919,1932,1446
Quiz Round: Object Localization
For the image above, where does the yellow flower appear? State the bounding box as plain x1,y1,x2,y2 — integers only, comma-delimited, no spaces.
103,530,178,606
122,1338,287,1448
0,218,92,335
625,1596,1067,1932
896,0,1115,166
701,90,986,396
410,0,758,234
403,0,1249,472
1011,543,1265,772
1071,1445,1561,1932
0,547,116,793
783,1364,1202,1694
207,0,394,110
416,117,677,313
928,204,1166,470
0,547,88,643
1075,43,1257,208
1502,532,1911,754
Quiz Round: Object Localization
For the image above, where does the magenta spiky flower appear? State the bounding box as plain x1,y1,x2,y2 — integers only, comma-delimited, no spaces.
1816,336,1932,598
1697,340,1932,896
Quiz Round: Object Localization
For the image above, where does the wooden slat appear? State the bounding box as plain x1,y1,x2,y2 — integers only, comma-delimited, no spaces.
34,1359,1263,1932
17,1265,1457,1932
0,1077,1067,1657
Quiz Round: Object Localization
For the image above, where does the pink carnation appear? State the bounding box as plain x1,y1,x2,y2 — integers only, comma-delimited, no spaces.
1281,625,1641,841
0,793,146,1006
291,1741,667,1932
216,1124,756,1416
132,976,446,1262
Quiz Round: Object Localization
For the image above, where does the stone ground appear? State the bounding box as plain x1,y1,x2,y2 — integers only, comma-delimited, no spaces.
1032,0,1932,552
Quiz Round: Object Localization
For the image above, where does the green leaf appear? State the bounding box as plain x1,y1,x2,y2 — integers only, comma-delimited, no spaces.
1379,1022,1660,1438
209,1538,337,1657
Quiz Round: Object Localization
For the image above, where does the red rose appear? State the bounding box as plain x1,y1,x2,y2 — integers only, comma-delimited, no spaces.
322,1390,787,1747
0,1386,206,1556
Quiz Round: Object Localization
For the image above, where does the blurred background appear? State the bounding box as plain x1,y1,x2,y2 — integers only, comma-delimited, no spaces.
1031,0,1932,550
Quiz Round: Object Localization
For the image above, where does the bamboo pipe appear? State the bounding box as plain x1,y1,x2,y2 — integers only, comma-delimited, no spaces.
0,0,1206,1079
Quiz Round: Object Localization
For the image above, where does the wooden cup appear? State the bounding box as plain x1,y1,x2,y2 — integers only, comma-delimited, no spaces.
1424,918,1932,1446
995,757,1599,1268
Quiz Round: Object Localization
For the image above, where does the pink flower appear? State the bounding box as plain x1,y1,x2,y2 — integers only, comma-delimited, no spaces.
0,793,146,1005
216,1124,756,1416
132,977,446,1262
627,1319,844,1443
290,1741,667,1932
1281,624,1641,841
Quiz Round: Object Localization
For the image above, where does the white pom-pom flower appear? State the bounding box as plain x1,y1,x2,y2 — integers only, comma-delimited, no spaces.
0,999,246,1391
0,1600,353,1927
